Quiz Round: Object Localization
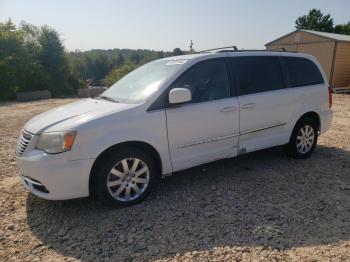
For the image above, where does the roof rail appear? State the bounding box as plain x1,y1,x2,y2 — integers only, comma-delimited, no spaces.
196,46,296,54
234,48,288,52
197,45,238,53
231,48,296,53
267,47,286,52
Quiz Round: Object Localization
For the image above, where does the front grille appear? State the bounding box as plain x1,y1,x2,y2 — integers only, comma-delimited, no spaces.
16,130,33,156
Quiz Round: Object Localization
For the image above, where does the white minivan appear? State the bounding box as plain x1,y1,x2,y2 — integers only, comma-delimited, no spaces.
16,49,333,206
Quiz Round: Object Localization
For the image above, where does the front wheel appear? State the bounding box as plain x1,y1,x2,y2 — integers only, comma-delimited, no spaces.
95,148,156,206
285,117,318,159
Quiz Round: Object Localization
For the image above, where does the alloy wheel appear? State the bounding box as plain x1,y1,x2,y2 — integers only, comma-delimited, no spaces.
106,158,150,202
296,125,315,154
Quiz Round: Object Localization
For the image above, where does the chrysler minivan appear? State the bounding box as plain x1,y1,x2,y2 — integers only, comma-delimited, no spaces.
16,49,333,206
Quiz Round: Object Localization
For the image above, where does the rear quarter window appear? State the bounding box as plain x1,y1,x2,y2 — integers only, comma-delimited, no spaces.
282,57,324,87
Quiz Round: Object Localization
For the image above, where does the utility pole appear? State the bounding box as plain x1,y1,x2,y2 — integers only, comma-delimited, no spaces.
189,40,194,53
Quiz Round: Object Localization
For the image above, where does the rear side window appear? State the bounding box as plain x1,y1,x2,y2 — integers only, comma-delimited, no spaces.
282,57,324,87
232,56,285,96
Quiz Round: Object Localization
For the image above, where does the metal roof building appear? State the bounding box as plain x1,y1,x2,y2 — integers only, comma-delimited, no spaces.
266,30,350,88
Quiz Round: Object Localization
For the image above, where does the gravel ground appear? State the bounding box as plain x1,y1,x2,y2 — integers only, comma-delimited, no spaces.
0,95,349,261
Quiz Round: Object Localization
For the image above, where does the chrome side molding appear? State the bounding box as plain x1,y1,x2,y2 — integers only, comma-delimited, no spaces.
178,134,239,149
178,122,287,149
239,122,287,135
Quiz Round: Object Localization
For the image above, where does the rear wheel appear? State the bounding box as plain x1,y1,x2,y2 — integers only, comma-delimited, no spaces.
285,117,318,159
95,148,156,206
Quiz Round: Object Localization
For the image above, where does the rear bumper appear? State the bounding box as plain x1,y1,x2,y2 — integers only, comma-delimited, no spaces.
320,110,333,134
16,150,95,200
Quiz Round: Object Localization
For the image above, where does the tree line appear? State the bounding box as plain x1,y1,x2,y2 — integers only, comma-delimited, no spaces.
0,19,184,101
1,9,349,101
69,48,178,87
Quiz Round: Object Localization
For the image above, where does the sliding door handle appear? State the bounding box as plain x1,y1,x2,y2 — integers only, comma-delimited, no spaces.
241,103,256,109
220,106,237,112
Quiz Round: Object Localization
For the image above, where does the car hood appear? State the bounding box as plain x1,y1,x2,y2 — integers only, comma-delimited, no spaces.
24,98,131,134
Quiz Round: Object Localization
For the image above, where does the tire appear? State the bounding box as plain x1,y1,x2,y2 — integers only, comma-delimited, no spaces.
94,147,157,207
285,117,318,159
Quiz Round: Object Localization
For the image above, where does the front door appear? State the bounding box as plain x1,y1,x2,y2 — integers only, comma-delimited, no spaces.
165,58,239,172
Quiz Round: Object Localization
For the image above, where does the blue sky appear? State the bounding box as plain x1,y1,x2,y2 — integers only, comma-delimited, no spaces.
1,0,349,52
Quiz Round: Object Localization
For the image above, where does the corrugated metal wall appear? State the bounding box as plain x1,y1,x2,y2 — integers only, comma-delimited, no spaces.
297,42,335,81
267,31,330,45
266,31,338,85
333,42,350,87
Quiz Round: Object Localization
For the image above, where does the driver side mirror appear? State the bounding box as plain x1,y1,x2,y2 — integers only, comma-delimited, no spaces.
169,87,192,104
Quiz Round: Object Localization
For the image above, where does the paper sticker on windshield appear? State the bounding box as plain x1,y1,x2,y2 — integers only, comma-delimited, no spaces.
166,60,188,65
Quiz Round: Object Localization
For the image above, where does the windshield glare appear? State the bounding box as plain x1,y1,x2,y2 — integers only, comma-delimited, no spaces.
102,59,187,103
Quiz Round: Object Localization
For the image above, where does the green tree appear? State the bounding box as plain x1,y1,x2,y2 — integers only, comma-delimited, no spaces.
0,19,27,99
114,53,125,66
157,51,164,59
130,52,141,64
0,19,81,100
2,18,16,31
20,22,49,92
295,9,334,32
172,48,183,56
37,25,76,96
334,22,350,35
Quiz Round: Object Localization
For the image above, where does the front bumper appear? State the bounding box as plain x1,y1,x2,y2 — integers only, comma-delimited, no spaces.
16,149,95,200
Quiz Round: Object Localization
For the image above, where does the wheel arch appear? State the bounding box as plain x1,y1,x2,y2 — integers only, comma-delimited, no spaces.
296,111,321,132
89,141,163,197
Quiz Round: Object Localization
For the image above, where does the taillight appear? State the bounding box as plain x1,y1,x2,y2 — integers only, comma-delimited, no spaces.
328,86,332,108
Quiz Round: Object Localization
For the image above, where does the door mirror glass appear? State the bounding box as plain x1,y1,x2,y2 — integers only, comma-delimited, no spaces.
169,87,192,104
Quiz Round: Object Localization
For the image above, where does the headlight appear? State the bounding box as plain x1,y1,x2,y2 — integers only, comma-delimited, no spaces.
36,132,77,154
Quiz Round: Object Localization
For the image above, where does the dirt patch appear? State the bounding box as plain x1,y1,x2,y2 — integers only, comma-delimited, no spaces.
0,96,349,261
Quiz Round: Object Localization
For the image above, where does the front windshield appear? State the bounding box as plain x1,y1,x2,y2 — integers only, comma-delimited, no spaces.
101,59,187,103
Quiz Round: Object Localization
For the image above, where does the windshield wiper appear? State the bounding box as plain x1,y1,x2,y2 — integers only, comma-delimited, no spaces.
95,96,119,103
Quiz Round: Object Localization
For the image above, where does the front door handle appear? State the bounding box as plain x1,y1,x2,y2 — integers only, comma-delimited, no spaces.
241,103,256,109
220,106,237,112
